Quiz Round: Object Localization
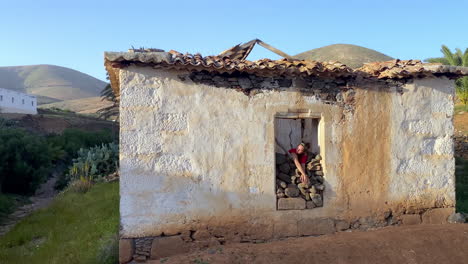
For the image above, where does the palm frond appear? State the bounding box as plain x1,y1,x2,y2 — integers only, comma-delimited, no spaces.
425,57,450,64
441,45,460,66
462,48,468,67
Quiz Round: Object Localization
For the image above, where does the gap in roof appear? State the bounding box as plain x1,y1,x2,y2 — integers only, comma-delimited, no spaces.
244,43,284,61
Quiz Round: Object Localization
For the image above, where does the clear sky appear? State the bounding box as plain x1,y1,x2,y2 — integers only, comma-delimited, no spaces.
2,0,468,81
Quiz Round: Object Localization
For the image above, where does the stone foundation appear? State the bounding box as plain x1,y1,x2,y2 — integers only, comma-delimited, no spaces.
119,207,459,263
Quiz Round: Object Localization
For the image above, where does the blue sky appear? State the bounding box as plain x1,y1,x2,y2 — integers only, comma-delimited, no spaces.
2,0,467,81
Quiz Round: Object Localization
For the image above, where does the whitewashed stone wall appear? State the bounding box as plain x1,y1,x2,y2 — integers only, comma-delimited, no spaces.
119,65,455,238
389,78,455,207
0,88,37,114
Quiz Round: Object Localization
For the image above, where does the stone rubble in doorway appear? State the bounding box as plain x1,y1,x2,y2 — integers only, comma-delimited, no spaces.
276,152,325,210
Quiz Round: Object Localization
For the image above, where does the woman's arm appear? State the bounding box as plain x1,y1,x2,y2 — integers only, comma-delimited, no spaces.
292,154,309,184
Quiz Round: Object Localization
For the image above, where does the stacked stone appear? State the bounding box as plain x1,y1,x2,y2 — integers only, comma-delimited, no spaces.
189,71,293,90
132,237,154,262
276,152,325,210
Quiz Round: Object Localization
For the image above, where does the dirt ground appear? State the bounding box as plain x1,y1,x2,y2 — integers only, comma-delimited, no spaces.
153,224,468,264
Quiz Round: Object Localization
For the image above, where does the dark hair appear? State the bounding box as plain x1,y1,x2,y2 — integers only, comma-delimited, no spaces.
299,142,310,150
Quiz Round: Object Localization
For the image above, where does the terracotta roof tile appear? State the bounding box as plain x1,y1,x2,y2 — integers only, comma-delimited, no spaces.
357,59,468,79
105,51,354,78
104,51,468,94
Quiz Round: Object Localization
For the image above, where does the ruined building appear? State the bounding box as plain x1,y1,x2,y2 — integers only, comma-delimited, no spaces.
104,40,468,263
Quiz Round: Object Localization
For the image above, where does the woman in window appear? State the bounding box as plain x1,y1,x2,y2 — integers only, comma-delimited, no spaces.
288,143,309,184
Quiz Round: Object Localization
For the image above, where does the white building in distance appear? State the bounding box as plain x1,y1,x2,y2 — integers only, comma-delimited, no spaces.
0,88,37,114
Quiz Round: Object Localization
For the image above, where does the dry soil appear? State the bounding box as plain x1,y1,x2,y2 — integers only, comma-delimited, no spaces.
154,224,468,264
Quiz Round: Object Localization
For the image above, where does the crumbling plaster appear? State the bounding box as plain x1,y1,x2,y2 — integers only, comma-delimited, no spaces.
119,65,455,238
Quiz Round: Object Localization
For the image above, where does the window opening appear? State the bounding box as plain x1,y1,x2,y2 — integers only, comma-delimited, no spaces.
275,117,324,210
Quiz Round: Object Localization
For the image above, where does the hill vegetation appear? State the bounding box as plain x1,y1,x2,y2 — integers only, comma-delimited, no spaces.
294,44,393,68
0,65,106,104
39,97,113,115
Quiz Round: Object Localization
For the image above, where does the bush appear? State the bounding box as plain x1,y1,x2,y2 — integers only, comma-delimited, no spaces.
456,157,468,213
0,117,15,128
68,179,93,193
0,194,15,218
0,128,58,195
62,143,119,190
46,128,115,161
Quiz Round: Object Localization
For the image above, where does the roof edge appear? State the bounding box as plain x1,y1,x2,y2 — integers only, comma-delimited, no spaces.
104,51,468,95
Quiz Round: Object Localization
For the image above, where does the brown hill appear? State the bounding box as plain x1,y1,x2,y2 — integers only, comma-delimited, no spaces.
39,97,113,115
0,65,107,104
294,44,393,68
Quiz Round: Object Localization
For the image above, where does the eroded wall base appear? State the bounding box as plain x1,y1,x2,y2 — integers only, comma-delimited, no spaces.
119,207,456,263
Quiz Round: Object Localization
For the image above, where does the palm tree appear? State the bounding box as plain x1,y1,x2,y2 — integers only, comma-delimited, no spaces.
427,45,468,104
97,83,119,121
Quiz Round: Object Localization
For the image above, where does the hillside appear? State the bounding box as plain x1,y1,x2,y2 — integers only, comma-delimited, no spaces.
294,44,393,68
0,65,107,104
39,96,113,115
0,109,118,135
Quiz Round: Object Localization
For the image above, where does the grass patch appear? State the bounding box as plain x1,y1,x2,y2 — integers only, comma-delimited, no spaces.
456,157,468,213
0,182,119,264
455,104,468,113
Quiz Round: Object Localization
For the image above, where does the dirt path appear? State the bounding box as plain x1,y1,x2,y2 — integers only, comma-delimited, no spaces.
156,224,468,264
0,172,58,236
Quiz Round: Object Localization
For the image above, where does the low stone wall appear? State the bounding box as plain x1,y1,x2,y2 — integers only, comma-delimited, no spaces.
119,207,459,263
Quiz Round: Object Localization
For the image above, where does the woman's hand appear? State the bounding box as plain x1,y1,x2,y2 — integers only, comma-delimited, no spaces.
300,173,309,185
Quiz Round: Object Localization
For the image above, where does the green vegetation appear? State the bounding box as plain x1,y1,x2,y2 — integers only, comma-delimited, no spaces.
0,194,29,221
456,157,468,213
0,128,57,194
0,182,119,264
0,194,15,217
0,124,114,195
426,45,468,105
0,119,115,195
46,107,76,114
293,44,393,69
455,104,468,113
46,128,114,162
65,143,119,192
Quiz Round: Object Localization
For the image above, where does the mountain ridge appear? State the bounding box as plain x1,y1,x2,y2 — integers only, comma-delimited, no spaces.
0,64,107,104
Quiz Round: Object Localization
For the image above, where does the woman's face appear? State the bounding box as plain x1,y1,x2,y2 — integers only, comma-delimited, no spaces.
297,145,305,154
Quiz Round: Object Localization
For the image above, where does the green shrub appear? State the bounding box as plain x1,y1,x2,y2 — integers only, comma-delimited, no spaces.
46,128,114,161
0,194,15,218
456,157,468,213
62,143,119,190
0,128,58,195
0,117,15,128
68,179,93,193
0,127,116,194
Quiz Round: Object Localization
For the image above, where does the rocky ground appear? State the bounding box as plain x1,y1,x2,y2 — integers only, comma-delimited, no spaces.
150,224,468,264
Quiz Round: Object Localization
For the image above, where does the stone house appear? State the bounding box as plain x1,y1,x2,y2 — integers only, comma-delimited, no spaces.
105,43,468,263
